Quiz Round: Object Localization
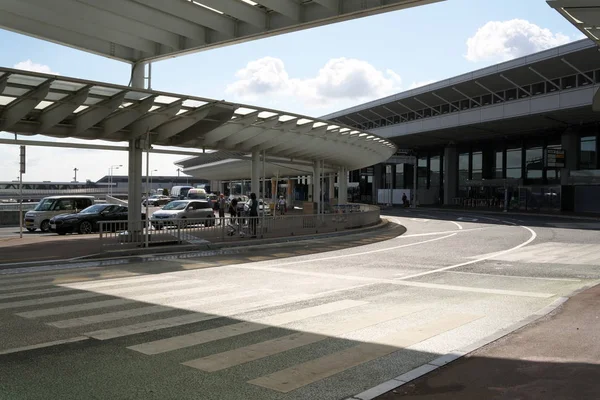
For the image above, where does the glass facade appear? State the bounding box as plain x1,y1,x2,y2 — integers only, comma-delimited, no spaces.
494,151,504,178
525,146,543,180
506,148,522,179
430,155,441,188
471,151,482,180
417,157,427,188
458,152,469,186
580,136,597,169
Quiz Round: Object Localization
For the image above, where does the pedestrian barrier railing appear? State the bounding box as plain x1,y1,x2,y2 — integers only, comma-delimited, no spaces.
99,204,380,248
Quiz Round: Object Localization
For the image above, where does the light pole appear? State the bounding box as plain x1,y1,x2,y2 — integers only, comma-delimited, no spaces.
73,167,79,183
176,168,181,178
108,164,122,197
150,169,158,194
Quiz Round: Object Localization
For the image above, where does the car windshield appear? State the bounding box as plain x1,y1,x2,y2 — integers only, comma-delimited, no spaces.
33,198,56,211
162,201,188,211
180,188,191,197
80,205,109,214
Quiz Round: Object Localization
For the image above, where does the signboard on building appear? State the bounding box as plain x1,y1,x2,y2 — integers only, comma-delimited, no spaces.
545,148,566,168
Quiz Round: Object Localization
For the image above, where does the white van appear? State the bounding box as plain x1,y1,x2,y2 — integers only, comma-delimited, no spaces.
24,195,95,232
171,186,193,200
186,188,207,200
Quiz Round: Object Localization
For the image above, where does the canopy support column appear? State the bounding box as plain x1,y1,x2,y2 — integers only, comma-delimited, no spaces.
127,62,146,241
338,167,348,204
251,150,260,196
313,160,321,214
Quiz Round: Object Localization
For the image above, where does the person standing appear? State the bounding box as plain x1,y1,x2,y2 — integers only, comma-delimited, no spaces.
218,194,226,225
229,198,238,225
248,192,259,238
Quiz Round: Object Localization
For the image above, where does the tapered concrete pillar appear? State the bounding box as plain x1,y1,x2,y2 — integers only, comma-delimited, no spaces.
443,145,458,205
251,150,260,196
127,62,146,237
338,167,348,204
313,160,321,213
329,173,335,202
561,128,577,186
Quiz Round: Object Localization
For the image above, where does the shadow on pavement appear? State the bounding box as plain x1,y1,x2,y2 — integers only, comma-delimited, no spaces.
0,254,598,400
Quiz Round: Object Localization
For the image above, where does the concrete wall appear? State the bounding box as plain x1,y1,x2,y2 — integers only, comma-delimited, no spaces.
0,211,21,226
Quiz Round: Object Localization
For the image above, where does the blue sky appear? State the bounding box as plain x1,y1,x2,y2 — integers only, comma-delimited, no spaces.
0,0,584,182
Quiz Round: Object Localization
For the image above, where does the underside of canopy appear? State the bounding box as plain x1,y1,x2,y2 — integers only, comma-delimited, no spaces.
0,0,444,63
548,0,600,46
0,67,396,170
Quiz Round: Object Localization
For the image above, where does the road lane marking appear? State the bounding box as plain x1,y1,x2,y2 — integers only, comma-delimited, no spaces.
0,292,104,310
60,274,182,290
449,221,463,230
0,336,89,355
397,225,537,281
444,271,582,282
128,300,367,355
0,287,75,300
48,289,271,328
83,286,374,341
248,313,483,393
401,228,484,238
182,306,423,372
16,299,137,319
269,233,458,267
227,265,554,298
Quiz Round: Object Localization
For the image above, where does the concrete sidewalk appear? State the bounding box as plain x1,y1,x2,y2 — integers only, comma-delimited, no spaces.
375,284,600,400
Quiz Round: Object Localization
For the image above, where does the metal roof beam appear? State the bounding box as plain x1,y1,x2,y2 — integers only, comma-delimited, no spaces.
202,111,260,146
135,0,236,37
397,101,424,118
432,92,460,111
24,0,181,50
8,0,157,55
311,0,339,12
0,80,51,131
220,117,280,148
452,87,482,106
254,0,301,20
381,105,407,121
367,109,393,124
561,58,595,84
528,67,561,91
0,73,10,94
499,75,531,96
155,103,215,141
72,92,127,135
77,0,206,43
413,97,440,116
194,0,267,28
38,86,90,133
127,100,183,139
0,11,137,62
474,81,505,102
98,95,156,139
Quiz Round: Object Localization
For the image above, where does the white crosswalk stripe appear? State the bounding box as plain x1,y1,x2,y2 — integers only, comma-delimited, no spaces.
0,292,104,310
128,300,366,355
16,299,137,319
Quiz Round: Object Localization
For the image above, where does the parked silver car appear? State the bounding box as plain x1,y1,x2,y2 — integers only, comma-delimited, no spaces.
150,200,215,229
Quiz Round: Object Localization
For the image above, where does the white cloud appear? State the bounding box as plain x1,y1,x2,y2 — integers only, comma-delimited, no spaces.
13,60,59,75
226,57,406,108
465,19,573,62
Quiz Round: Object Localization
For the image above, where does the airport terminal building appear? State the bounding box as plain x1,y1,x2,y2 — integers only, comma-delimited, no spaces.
324,39,600,214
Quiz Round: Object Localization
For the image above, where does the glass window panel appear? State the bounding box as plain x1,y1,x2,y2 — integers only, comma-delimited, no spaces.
124,91,152,101
430,156,441,187
472,151,482,170
417,157,427,188
2,87,30,96
494,151,504,178
459,153,469,186
45,92,69,101
395,164,404,189
506,148,522,179
580,136,597,169
526,147,543,180
8,74,48,87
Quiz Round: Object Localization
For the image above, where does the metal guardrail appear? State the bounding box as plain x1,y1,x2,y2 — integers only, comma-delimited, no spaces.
0,188,128,196
0,203,38,211
99,204,380,248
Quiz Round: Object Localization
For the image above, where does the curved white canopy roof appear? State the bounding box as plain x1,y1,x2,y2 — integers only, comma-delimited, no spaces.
0,67,396,170
0,0,444,63
548,0,600,46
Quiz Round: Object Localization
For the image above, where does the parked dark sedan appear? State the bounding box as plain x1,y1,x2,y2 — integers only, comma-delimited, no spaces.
50,204,145,235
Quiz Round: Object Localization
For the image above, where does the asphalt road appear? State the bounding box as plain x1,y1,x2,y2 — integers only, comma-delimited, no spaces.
1,209,599,400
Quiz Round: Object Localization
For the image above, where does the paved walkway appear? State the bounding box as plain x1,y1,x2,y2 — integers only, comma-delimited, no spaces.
375,284,600,400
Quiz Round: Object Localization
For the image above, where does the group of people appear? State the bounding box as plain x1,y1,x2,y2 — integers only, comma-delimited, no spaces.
213,193,260,238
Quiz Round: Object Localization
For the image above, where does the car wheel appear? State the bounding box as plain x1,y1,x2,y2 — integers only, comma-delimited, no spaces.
78,221,93,234
26,228,36,232
40,220,50,233
57,232,67,236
